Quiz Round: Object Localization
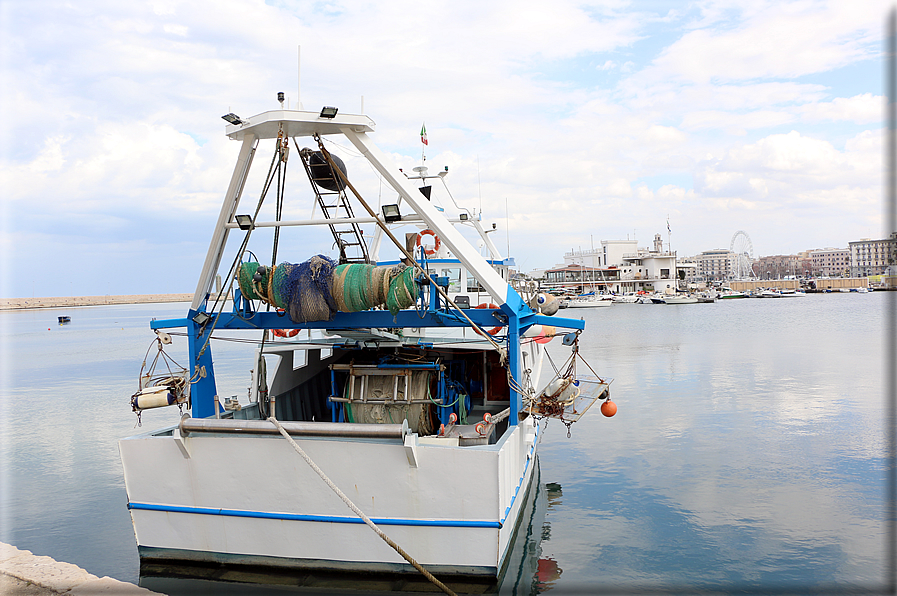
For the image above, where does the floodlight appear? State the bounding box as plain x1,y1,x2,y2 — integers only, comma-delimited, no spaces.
235,214,254,230
320,106,338,119
382,204,401,222
192,311,212,326
460,213,469,221
222,113,244,125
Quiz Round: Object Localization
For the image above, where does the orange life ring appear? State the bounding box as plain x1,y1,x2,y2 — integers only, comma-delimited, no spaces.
415,229,441,257
474,303,502,336
272,328,299,338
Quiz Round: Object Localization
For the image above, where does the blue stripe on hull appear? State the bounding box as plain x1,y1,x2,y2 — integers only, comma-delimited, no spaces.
128,502,502,528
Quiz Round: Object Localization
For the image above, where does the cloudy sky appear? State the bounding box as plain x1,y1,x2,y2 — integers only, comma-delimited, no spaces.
0,0,891,297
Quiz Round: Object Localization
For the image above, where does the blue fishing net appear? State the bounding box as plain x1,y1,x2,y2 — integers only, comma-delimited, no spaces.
271,255,338,323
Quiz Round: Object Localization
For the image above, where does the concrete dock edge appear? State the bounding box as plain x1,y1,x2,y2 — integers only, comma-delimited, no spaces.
0,542,164,595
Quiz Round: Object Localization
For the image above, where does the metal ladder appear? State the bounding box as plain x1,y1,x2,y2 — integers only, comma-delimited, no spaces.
299,148,371,265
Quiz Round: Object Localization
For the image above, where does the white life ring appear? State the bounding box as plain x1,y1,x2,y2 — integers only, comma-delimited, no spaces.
415,229,441,257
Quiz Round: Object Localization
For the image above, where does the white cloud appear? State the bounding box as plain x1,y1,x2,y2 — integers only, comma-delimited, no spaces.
647,0,883,83
0,0,888,295
800,93,882,124
163,23,189,36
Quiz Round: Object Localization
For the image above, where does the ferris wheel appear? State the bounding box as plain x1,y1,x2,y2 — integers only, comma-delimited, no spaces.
729,230,755,279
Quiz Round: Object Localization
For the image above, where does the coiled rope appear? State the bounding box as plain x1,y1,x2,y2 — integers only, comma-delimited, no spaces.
267,416,457,596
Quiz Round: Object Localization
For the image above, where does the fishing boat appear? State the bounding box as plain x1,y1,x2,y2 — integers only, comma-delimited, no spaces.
118,101,614,591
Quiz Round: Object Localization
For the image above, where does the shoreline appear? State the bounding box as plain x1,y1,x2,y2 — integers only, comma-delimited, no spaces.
0,542,162,595
0,294,230,311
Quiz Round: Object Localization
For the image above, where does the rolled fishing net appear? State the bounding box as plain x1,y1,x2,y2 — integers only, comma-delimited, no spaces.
238,257,419,322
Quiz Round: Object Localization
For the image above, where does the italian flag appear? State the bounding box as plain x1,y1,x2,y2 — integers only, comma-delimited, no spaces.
420,123,428,145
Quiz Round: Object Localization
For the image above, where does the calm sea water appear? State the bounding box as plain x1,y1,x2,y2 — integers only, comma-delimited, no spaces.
0,294,892,594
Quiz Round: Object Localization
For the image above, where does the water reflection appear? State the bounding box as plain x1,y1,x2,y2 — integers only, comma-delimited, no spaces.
499,469,565,595
533,482,564,593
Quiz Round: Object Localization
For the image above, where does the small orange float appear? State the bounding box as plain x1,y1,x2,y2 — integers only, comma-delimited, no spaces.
600,399,617,417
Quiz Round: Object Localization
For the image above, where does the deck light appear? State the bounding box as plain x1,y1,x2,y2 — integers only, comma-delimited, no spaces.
460,213,468,221
192,311,212,326
222,113,244,125
235,214,254,230
382,204,401,222
319,106,338,119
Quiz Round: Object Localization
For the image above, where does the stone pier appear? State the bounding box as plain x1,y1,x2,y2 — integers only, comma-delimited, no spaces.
0,543,163,595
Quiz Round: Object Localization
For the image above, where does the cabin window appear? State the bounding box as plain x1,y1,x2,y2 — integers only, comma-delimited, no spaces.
467,273,484,292
441,268,461,292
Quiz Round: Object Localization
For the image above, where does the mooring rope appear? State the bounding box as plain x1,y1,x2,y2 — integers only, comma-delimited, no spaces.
267,417,458,596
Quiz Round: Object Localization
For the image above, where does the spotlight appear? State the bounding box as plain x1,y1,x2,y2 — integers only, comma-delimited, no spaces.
235,214,254,230
192,311,212,326
381,204,401,222
222,113,244,125
277,92,285,106
319,106,338,119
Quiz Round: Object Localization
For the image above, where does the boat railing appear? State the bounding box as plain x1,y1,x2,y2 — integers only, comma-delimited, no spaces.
178,416,409,440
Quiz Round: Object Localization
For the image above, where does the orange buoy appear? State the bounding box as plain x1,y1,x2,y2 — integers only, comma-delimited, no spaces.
600,399,617,417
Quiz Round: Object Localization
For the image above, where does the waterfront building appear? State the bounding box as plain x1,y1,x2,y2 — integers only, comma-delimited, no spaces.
754,254,803,280
849,233,897,277
563,247,604,269
807,248,849,277
552,234,677,294
696,249,735,281
544,263,620,293
677,260,699,284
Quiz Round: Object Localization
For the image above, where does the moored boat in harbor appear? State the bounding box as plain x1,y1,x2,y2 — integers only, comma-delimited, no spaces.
564,293,612,308
719,288,747,299
118,100,615,591
663,293,699,304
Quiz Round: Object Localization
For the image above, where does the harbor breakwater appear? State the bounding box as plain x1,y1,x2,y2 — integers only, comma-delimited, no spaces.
0,542,163,595
0,294,231,311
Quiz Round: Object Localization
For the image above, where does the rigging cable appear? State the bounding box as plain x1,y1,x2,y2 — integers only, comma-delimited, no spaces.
314,136,505,353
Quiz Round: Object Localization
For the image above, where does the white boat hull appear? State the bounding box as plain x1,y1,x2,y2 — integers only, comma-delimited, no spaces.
564,298,611,308
120,416,539,579
664,296,698,304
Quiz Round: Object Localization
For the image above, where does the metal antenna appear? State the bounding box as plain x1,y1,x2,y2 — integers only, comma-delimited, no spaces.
297,45,303,110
